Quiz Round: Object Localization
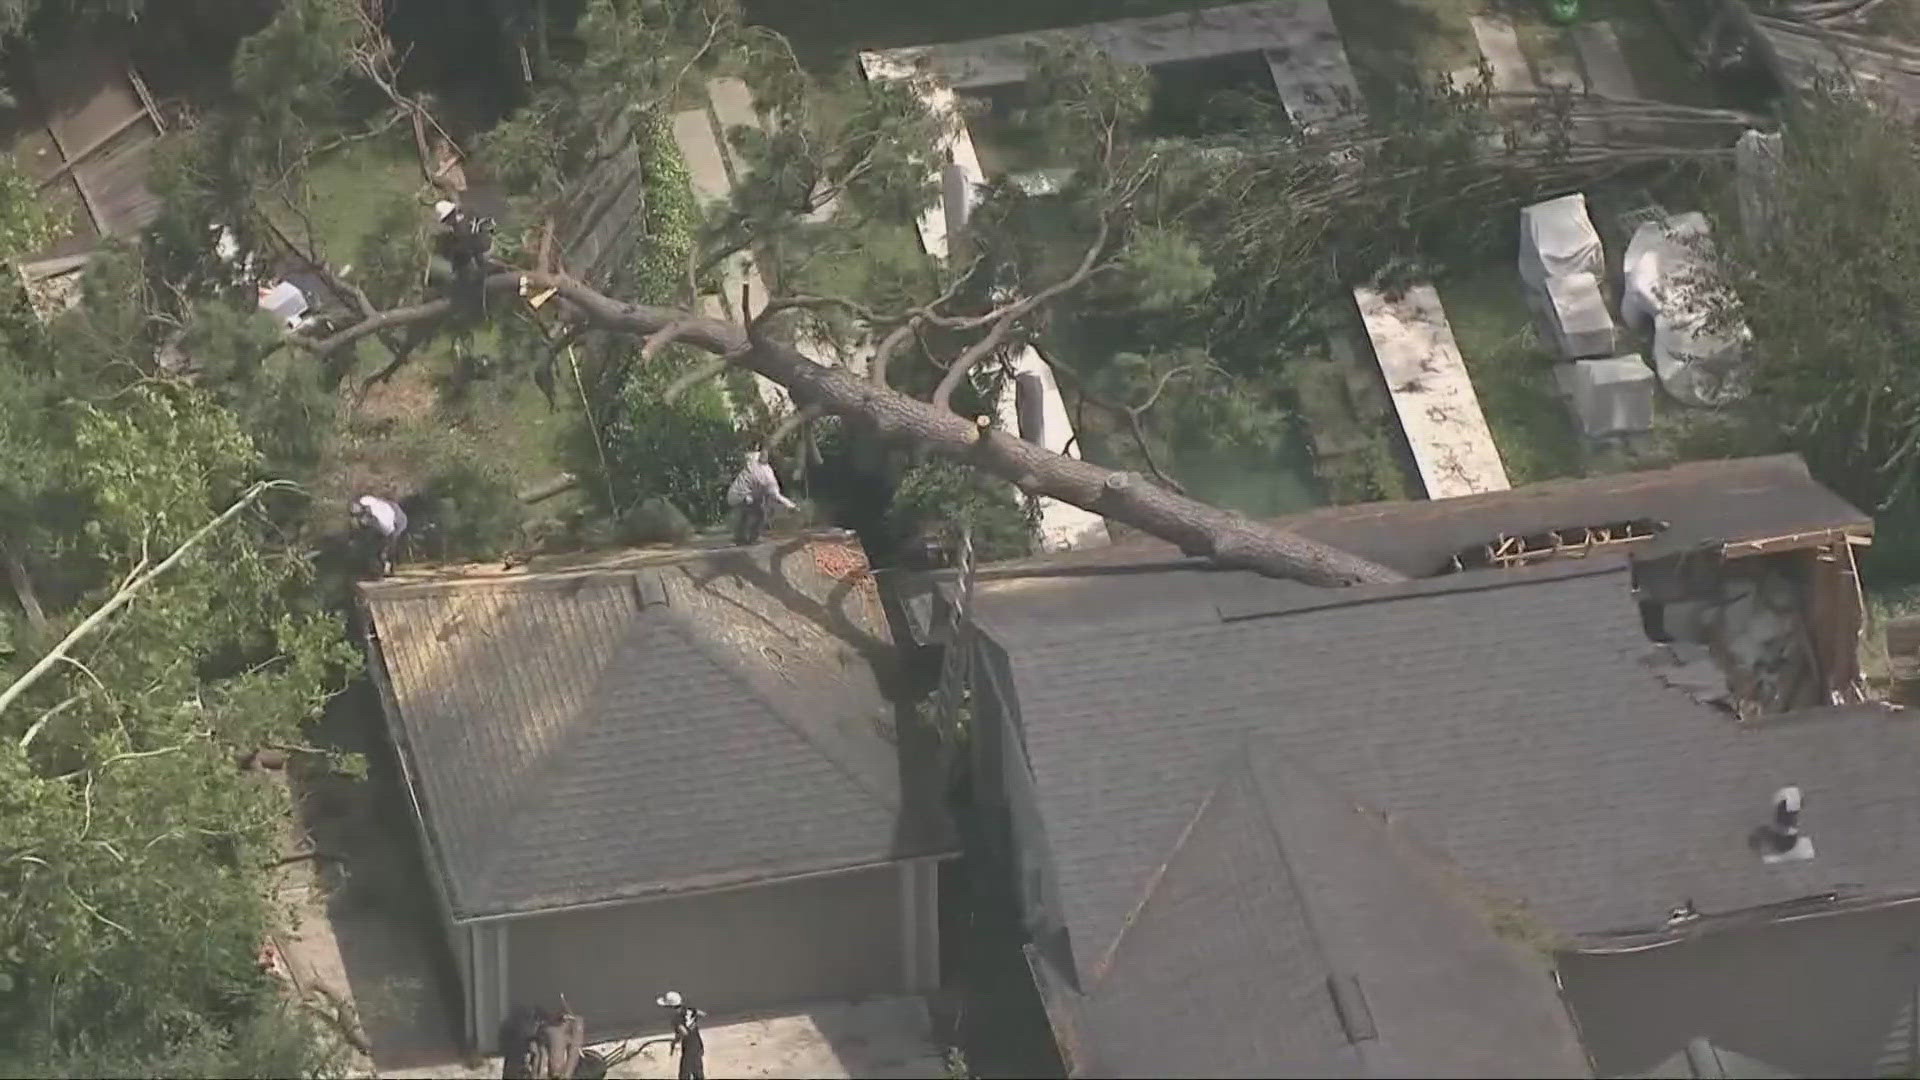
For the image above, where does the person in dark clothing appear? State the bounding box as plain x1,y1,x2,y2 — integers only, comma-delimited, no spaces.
431,199,496,315
656,991,707,1080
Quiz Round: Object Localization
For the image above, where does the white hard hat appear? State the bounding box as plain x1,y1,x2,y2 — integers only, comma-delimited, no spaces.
656,991,683,1008
433,200,457,223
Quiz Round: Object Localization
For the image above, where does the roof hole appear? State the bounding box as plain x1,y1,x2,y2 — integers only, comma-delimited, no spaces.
1439,518,1668,574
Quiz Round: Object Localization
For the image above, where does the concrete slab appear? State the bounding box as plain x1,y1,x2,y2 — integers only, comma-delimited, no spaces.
1257,0,1363,130
1532,40,1586,94
384,997,946,1080
671,109,733,210
894,0,1357,94
707,77,761,144
671,102,791,417
1572,22,1639,100
1469,14,1537,94
858,53,986,263
1354,284,1511,499
991,346,1110,552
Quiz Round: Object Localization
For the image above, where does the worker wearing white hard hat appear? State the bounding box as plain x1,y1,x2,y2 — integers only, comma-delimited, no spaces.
655,992,706,1080
433,199,458,223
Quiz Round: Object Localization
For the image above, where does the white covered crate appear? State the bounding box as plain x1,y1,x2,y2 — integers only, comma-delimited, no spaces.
1562,355,1656,437
1520,194,1617,360
1520,193,1605,291
1530,271,1617,360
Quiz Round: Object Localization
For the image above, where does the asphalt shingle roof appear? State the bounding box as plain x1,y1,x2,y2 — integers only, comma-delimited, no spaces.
361,536,954,919
1043,742,1590,1078
992,561,1920,996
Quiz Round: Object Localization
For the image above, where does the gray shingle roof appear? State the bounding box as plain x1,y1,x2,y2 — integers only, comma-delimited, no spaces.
1039,742,1590,1078
993,561,1920,998
361,536,954,919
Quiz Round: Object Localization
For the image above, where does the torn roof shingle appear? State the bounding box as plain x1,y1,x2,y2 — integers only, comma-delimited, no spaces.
995,561,1920,1000
361,536,954,919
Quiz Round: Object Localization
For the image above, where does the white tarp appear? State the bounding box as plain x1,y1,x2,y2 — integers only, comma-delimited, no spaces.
1564,355,1656,437
1519,194,1605,290
1621,212,1751,407
1533,271,1617,359
258,281,310,328
1520,194,1616,359
1735,128,1785,243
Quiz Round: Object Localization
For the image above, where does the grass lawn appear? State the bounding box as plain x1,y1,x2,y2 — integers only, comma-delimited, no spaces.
1437,264,1585,485
282,137,585,543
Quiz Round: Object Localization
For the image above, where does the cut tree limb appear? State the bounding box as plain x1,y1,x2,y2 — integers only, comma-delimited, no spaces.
307,272,1404,586
3,482,288,727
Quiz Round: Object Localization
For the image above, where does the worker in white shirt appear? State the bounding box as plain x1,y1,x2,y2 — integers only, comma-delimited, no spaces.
725,451,797,546
349,495,409,577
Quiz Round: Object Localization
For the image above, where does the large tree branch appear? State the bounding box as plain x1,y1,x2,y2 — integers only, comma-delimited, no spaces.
929,217,1115,411
4,483,290,728
322,270,1401,585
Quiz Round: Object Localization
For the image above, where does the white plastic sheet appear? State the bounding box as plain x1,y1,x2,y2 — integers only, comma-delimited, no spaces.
1565,355,1656,437
1519,193,1605,291
1620,212,1751,407
1520,194,1616,360
1532,271,1618,359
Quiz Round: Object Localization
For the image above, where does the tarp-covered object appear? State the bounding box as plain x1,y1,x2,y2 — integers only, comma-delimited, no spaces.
1735,128,1785,242
1565,354,1655,437
1521,194,1616,359
1622,212,1751,407
1520,193,1605,290
1533,271,1618,359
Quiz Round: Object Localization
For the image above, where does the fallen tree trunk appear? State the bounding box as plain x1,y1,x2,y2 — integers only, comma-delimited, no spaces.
307,272,1406,587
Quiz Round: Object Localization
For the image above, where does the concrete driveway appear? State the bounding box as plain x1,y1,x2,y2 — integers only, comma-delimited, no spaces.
383,997,947,1079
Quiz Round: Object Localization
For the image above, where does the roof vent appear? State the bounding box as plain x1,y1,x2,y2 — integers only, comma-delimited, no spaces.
1327,973,1377,1044
635,572,669,608
1752,785,1814,864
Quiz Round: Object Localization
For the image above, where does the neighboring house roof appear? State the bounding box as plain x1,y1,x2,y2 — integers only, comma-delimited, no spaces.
1030,740,1590,1078
1628,1038,1798,1080
996,559,1920,986
939,457,1917,1076
360,533,955,920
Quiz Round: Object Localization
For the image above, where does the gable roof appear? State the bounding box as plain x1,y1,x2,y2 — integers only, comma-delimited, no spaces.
360,534,954,920
996,558,1920,997
1034,741,1591,1078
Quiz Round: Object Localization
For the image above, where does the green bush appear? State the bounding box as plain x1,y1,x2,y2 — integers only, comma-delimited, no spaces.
587,356,746,528
408,461,526,562
632,113,700,304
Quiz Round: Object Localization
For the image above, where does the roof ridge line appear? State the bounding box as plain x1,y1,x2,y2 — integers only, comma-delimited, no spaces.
1238,743,1386,1072
652,604,903,819
1086,771,1223,993
466,577,645,904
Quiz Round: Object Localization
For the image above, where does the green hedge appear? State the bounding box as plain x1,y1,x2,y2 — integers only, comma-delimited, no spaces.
631,112,700,305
